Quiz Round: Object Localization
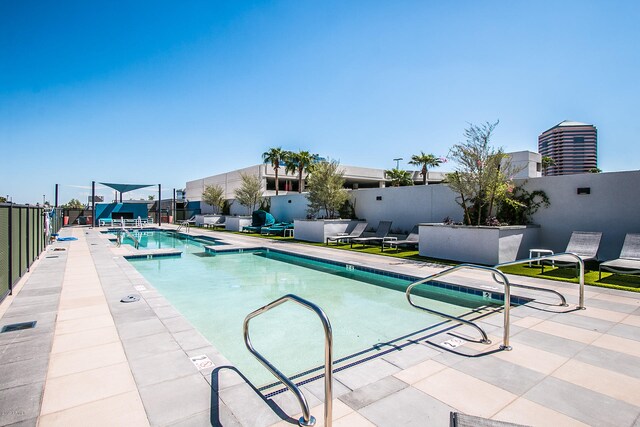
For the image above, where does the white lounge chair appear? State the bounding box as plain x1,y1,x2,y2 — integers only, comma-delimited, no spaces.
599,233,640,279
326,222,368,245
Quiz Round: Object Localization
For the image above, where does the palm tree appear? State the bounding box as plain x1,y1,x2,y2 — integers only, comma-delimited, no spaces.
262,147,286,195
385,168,414,187
408,152,442,185
284,150,318,193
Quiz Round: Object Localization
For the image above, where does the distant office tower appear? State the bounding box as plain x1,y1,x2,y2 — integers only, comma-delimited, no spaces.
538,120,597,176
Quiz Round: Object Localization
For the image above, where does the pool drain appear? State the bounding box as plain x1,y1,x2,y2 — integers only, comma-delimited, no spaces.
120,295,140,303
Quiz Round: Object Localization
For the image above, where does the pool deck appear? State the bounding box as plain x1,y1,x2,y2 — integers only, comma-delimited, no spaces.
1,225,639,426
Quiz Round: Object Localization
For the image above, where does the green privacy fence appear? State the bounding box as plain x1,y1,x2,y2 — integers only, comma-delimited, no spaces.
0,204,52,303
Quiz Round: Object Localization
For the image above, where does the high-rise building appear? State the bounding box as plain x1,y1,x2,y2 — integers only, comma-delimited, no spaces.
538,120,597,176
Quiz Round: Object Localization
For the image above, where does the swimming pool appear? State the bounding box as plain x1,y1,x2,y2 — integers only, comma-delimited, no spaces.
105,230,221,250
128,244,506,387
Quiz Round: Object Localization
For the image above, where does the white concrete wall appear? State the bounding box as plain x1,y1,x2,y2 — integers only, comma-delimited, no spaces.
270,193,310,222
350,185,463,233
522,170,640,260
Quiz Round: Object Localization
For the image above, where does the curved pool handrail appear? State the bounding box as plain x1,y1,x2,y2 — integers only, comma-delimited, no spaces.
243,294,333,427
406,264,512,350
494,252,585,310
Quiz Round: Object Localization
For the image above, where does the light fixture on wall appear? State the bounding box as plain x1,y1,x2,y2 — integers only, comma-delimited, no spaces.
376,196,382,201
577,187,591,195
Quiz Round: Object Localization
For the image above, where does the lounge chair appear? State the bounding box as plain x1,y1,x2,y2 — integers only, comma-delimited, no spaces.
261,222,293,236
204,217,226,229
599,233,640,279
541,231,602,275
351,221,393,248
242,210,276,233
381,225,419,252
326,222,368,245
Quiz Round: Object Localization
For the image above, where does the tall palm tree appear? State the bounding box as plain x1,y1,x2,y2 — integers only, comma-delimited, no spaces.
385,168,414,187
408,152,442,185
285,150,318,193
262,147,286,195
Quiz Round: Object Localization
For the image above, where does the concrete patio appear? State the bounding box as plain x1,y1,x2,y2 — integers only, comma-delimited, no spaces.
1,225,639,426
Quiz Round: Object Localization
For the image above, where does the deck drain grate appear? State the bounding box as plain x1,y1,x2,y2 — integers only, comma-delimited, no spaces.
1,321,37,333
120,295,140,303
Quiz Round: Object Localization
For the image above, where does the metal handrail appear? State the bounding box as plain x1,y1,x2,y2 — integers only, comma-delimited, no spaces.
243,294,333,427
176,221,190,233
406,264,512,350
494,252,585,310
120,223,140,249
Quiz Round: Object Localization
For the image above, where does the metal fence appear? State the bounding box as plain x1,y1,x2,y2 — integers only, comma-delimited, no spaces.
0,204,54,303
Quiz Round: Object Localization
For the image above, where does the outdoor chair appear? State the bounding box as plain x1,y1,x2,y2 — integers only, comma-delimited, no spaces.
381,225,419,252
242,210,275,233
541,231,602,276
326,222,368,245
351,221,393,248
599,233,640,279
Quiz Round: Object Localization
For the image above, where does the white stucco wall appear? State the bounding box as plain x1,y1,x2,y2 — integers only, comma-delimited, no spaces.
522,170,640,260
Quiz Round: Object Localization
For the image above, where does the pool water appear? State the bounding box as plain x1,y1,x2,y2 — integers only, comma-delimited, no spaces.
108,230,220,250
128,246,502,387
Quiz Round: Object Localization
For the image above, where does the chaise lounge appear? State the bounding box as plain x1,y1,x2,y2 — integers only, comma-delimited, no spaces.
381,225,419,252
351,220,393,248
542,231,602,275
326,222,368,245
599,233,640,279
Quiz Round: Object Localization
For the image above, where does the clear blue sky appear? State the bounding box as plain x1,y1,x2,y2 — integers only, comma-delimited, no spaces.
2,0,639,204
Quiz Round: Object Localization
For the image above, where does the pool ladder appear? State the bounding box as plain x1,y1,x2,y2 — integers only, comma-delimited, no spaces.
117,224,140,249
406,253,585,351
244,294,333,427
176,221,190,233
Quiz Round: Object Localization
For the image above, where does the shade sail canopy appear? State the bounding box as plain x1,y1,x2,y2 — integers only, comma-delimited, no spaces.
99,183,155,194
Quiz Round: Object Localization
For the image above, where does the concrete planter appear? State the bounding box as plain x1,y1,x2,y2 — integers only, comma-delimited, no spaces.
225,216,252,232
419,223,540,265
294,219,364,243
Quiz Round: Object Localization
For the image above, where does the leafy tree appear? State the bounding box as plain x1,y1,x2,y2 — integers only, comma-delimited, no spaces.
262,147,286,195
234,173,263,214
541,156,555,175
284,150,318,193
306,160,349,219
497,186,550,225
201,184,225,214
63,198,84,209
446,121,523,225
589,167,602,173
408,152,442,185
148,195,155,201
0,196,6,203
385,168,414,187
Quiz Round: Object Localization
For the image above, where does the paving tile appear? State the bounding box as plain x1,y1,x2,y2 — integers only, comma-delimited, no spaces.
590,333,640,358
56,304,111,322
334,358,401,390
38,391,149,427
530,320,602,344
167,406,241,427
54,313,115,335
268,386,322,419
0,382,44,425
129,349,199,387
574,345,640,379
512,316,544,329
509,328,587,358
40,362,138,415
162,316,197,334
547,311,616,333
453,355,546,396
0,356,50,391
359,386,454,427
339,376,407,410
606,323,640,342
138,373,213,426
623,314,640,328
301,376,352,402
0,334,54,364
553,359,640,406
116,317,167,340
333,411,377,427
575,306,628,323
47,341,127,378
57,295,105,310
586,297,638,314
492,341,568,375
591,293,640,307
152,305,183,319
50,326,119,354
380,342,440,369
493,397,588,426
219,380,283,427
524,376,640,427
413,368,517,418
121,332,181,361
393,359,447,385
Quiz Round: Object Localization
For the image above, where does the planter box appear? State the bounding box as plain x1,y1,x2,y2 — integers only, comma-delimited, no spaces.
293,219,365,243
225,216,252,232
419,223,540,265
